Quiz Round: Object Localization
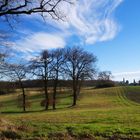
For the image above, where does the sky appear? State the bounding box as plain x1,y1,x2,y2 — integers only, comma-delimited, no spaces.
0,0,140,82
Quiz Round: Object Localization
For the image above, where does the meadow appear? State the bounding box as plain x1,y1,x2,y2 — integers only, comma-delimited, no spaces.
0,86,140,140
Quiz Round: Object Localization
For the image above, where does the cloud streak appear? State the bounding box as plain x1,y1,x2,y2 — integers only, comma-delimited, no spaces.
56,0,123,44
13,32,65,53
10,0,123,58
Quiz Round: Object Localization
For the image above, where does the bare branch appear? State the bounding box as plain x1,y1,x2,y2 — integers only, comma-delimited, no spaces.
0,0,72,20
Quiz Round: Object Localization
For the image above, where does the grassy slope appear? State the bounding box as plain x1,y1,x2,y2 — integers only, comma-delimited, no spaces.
0,86,140,139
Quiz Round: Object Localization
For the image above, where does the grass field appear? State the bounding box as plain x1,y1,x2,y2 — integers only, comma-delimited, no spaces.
0,86,140,140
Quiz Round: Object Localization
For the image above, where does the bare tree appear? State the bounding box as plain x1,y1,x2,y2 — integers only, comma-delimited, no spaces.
30,50,53,110
96,71,115,88
64,47,97,106
51,48,64,109
7,63,29,112
0,0,73,21
98,71,112,81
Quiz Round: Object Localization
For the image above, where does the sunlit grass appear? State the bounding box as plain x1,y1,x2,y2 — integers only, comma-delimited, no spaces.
0,86,140,139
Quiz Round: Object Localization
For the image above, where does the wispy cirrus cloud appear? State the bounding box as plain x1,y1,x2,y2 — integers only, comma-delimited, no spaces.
10,0,123,56
53,0,123,44
13,32,65,53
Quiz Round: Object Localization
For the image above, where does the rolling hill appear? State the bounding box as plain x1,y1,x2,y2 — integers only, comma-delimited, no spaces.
0,86,140,139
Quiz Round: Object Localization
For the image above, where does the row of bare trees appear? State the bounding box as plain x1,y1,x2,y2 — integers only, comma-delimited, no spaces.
0,46,97,112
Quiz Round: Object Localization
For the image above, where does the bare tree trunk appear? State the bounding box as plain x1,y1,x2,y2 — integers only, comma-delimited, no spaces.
44,79,49,110
73,90,77,106
20,81,26,112
72,79,77,106
77,80,83,97
44,60,49,110
53,70,58,110
22,90,26,112
53,80,57,110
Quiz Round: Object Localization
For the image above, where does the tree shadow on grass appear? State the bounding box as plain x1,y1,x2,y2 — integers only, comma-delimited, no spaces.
1,109,45,114
0,104,74,115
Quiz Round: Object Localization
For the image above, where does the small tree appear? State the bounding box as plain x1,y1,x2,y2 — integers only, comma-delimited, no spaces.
7,63,29,112
138,80,140,86
96,71,115,88
125,80,129,85
133,79,137,86
98,71,112,81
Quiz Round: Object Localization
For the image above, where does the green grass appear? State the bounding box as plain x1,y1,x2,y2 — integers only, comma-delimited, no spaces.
0,86,140,139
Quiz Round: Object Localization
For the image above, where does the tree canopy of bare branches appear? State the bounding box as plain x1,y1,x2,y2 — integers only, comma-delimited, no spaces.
30,50,54,110
0,0,72,20
7,63,29,111
64,47,97,106
98,71,112,81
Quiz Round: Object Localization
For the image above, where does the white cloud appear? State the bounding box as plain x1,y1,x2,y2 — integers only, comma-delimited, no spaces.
11,0,123,57
13,32,66,53
114,71,140,76
113,71,140,82
51,0,123,44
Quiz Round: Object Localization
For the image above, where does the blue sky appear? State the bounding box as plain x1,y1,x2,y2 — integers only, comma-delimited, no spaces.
0,0,140,82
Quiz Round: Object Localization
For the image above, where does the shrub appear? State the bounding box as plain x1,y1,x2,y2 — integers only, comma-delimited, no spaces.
95,80,115,88
17,94,31,109
40,99,55,107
